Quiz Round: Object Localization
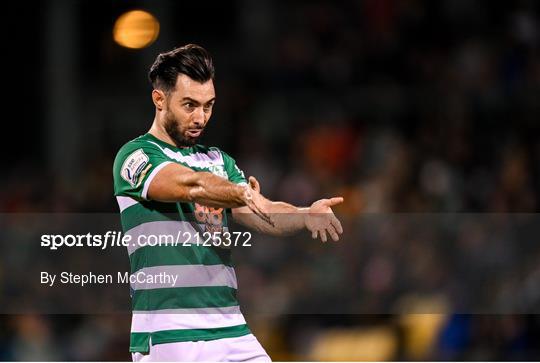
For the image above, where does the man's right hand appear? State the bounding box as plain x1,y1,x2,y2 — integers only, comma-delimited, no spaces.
240,183,274,227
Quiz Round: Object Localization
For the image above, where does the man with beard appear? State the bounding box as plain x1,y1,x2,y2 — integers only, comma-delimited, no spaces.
113,44,344,362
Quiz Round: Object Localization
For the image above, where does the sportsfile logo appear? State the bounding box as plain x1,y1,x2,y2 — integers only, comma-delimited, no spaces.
40,231,253,250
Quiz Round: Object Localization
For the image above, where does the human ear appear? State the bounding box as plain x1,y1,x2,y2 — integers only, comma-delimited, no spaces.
152,89,166,111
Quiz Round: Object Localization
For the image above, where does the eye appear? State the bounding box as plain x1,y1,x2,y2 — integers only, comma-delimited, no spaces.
183,102,195,111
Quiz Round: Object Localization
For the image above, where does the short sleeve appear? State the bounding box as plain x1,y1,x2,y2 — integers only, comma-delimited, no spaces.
113,141,172,200
221,151,247,185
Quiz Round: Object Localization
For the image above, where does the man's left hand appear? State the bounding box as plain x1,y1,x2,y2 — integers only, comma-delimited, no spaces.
305,197,344,242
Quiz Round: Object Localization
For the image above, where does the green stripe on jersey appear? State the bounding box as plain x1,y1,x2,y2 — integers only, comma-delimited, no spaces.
129,324,251,352
132,286,238,311
153,324,250,344
129,333,151,353
130,245,232,273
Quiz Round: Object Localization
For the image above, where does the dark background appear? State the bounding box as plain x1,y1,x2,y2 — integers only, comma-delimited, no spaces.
1,0,539,360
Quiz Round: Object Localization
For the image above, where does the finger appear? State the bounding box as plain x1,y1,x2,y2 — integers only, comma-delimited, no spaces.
319,229,328,243
248,176,260,192
312,230,318,239
327,224,340,242
331,215,343,234
243,187,253,201
326,197,344,207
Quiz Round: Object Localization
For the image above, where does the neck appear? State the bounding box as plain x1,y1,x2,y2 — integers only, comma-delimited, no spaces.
148,118,181,148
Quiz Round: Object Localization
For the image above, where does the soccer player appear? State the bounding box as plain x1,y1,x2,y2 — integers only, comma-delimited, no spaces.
113,44,344,362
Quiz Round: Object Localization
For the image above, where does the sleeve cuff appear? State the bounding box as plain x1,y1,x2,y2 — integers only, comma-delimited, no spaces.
141,161,173,200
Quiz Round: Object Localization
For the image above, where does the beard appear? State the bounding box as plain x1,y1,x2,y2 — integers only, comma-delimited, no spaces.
163,110,204,148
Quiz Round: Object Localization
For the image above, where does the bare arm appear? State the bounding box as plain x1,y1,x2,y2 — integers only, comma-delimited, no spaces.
232,177,343,241
233,197,307,235
148,163,273,225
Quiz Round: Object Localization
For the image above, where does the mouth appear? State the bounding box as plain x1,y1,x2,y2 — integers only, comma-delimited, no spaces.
186,129,203,138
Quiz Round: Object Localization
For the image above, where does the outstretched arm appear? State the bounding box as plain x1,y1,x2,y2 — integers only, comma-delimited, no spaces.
232,177,343,242
148,163,273,225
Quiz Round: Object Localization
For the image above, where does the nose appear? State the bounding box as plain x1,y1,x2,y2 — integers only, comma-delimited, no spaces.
192,107,205,126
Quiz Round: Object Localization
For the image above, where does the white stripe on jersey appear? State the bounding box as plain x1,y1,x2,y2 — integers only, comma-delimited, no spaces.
147,141,224,168
124,221,198,255
130,306,246,332
116,196,139,212
130,264,238,290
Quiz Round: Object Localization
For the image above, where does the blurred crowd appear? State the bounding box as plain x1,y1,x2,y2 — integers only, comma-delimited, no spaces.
2,0,539,360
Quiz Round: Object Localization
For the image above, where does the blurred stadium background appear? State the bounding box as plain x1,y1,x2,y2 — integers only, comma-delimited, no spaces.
1,0,540,360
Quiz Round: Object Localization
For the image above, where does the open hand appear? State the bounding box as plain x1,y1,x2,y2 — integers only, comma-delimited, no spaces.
305,197,344,242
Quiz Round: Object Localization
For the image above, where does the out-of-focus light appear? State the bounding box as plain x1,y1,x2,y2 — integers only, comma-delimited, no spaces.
113,10,160,49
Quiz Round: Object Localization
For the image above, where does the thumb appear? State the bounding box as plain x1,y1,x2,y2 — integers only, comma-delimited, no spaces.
248,176,260,192
325,197,344,206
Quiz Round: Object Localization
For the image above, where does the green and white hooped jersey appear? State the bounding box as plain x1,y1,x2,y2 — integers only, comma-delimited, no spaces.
113,133,250,353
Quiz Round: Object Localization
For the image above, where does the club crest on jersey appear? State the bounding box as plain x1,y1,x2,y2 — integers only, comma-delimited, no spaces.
121,149,151,187
208,165,228,179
